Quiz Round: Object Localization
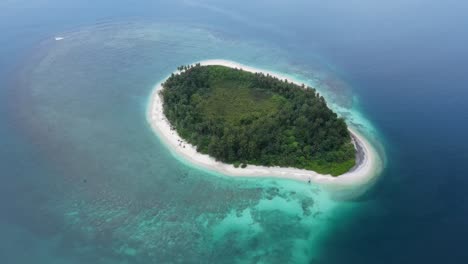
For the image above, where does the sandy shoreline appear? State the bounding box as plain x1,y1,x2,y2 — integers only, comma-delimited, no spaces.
147,59,382,195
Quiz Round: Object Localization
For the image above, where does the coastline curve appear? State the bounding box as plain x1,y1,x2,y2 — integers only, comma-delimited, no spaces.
147,59,383,198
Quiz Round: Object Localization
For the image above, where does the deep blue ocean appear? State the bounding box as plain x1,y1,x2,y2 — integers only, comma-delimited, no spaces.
1,1,468,263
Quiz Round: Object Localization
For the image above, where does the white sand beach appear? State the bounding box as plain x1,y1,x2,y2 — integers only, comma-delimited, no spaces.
147,59,382,195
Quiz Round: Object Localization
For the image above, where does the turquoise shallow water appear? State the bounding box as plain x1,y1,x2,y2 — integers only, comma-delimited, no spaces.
3,1,468,262
5,22,381,263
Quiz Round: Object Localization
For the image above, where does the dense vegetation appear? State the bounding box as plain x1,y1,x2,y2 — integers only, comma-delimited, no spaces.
161,64,356,175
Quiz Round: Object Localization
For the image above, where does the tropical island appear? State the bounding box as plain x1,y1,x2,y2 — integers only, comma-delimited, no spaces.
160,64,355,175
148,60,381,190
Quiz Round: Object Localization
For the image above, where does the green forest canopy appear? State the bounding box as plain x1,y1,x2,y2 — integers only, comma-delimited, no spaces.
161,64,356,175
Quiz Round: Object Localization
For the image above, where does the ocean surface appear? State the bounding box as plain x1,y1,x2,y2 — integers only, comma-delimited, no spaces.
1,1,468,263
